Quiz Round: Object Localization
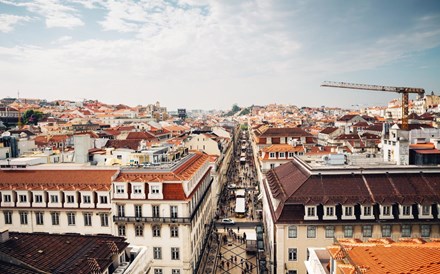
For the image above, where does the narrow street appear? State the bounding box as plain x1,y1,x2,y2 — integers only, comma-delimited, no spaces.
197,126,263,274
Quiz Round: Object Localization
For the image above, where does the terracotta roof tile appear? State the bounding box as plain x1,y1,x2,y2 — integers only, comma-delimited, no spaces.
0,169,117,191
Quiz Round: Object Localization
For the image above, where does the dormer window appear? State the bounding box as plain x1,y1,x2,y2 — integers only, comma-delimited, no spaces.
305,206,318,220
288,152,295,158
363,206,371,216
324,205,337,220
269,152,275,158
383,205,391,216
148,183,163,199
116,185,125,194
279,152,285,158
342,205,356,220
19,195,27,203
417,204,433,219
361,205,374,219
402,205,411,216
66,195,75,203
133,185,142,194
152,186,160,194
34,195,43,203
399,205,413,219
3,194,11,203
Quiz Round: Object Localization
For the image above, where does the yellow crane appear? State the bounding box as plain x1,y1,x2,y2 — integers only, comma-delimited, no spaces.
321,81,425,130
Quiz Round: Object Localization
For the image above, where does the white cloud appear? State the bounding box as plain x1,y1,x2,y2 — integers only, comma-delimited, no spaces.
0,14,31,32
0,0,84,28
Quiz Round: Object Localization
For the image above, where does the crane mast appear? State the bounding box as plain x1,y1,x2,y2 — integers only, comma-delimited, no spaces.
321,81,425,130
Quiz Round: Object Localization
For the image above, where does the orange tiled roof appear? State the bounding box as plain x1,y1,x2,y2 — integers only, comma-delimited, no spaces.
262,144,303,153
0,169,118,191
329,238,440,274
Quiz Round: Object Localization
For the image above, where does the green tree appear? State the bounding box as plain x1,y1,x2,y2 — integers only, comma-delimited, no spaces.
232,104,240,112
22,110,44,125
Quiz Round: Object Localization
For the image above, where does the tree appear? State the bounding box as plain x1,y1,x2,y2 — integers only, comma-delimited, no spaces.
22,110,44,125
232,104,240,112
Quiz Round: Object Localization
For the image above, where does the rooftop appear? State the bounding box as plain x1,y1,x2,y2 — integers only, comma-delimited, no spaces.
328,238,440,274
0,232,128,274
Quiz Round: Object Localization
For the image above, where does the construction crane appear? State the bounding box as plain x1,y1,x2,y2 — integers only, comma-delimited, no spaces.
321,81,425,130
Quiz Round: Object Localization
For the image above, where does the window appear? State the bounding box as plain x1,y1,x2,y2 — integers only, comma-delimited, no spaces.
326,206,334,216
363,206,372,216
152,205,160,218
133,185,142,194
382,225,391,237
135,205,142,218
363,225,372,237
19,195,27,203
171,247,180,260
51,212,60,225
35,195,43,203
67,212,76,225
4,211,12,224
135,225,143,236
421,205,431,216
116,185,125,194
151,186,160,194
325,226,334,238
117,155,122,159
307,226,316,238
153,225,161,237
84,213,92,226
288,248,297,261
402,205,411,216
19,211,28,225
117,205,125,217
345,206,353,216
344,226,353,237
171,226,179,238
401,224,411,237
3,194,11,203
35,212,44,225
383,205,391,215
270,163,275,169
100,213,109,227
279,152,285,158
50,195,58,203
269,152,275,158
66,195,75,203
83,195,91,204
99,195,108,204
172,270,180,274
421,225,430,237
288,226,297,238
154,269,163,274
118,225,126,236
170,206,178,218
288,152,295,158
288,271,297,274
307,207,316,217
153,247,162,259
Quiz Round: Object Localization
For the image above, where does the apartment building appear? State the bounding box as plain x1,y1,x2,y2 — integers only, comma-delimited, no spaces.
0,168,117,235
0,152,213,274
112,152,213,274
262,157,440,274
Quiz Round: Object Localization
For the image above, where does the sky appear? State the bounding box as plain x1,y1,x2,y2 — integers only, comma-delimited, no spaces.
0,0,439,111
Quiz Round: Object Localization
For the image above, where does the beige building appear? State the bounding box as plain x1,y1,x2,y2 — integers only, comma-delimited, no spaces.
0,152,214,274
262,157,440,274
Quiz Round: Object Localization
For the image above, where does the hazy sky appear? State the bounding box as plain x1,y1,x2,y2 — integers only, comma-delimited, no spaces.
0,0,439,111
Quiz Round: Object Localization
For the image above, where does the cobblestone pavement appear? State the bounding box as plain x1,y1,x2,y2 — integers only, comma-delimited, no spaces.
216,228,257,274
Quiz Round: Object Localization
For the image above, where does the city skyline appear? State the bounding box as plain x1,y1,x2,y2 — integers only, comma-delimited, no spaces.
0,0,439,110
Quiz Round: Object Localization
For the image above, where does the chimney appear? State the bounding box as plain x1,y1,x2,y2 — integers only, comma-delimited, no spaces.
0,229,9,243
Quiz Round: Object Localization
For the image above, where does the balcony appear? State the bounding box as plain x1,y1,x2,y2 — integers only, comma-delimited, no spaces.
113,216,191,224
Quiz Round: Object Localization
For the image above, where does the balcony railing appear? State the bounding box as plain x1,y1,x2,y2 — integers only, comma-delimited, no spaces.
113,216,191,224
